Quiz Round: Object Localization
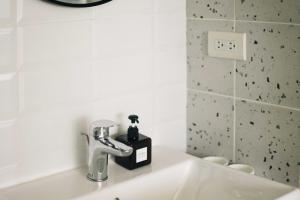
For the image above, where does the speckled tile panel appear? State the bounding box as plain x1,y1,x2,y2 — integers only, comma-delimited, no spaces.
236,0,300,24
187,90,234,160
236,100,300,187
236,22,300,108
187,0,234,19
187,20,234,95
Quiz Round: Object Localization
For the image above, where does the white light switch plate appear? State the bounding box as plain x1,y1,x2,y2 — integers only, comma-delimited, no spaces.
208,31,247,60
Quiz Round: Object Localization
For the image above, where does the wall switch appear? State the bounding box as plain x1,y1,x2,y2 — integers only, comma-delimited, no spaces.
208,31,247,60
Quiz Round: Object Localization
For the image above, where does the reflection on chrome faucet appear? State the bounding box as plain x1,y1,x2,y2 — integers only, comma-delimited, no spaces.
81,120,133,182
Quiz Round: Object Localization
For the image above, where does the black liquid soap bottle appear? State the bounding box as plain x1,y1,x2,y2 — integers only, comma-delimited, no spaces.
115,115,151,170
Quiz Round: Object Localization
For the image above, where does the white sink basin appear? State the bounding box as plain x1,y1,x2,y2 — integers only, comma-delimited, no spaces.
0,146,299,200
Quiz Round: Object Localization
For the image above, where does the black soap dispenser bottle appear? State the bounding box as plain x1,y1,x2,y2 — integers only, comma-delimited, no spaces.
115,115,152,170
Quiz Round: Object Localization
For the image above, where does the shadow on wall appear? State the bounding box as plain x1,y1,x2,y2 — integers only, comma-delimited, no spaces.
74,117,89,167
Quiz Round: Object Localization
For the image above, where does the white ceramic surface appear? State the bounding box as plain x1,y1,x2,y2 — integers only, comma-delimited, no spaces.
0,0,186,188
229,164,255,175
202,156,229,166
0,146,299,200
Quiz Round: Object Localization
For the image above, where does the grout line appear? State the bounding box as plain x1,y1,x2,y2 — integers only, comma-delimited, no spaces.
16,0,23,24
151,10,156,141
187,17,300,26
0,28,14,34
0,119,17,128
232,0,237,163
233,65,236,162
235,97,300,112
188,88,234,99
0,72,16,82
17,22,24,114
17,18,94,27
235,19,300,26
233,0,236,22
187,17,235,22
188,89,300,112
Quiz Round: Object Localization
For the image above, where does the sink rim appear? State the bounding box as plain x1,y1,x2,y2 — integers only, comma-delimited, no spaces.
0,146,298,200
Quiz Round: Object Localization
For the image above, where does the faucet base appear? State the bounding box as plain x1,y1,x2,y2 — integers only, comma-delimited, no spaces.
87,174,108,182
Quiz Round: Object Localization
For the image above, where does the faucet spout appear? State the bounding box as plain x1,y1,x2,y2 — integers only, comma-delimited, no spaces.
98,137,133,157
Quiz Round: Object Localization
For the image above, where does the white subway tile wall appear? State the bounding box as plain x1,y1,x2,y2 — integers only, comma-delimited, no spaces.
0,0,186,188
0,29,17,73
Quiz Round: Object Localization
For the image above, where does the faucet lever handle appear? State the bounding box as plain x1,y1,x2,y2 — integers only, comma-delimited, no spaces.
92,120,117,128
89,120,117,138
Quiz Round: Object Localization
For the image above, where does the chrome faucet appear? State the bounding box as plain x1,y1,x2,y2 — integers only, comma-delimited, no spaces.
82,120,133,182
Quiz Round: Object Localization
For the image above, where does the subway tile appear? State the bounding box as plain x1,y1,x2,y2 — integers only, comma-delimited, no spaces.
91,91,154,135
187,20,234,95
154,12,186,49
154,47,186,86
92,53,153,100
0,75,18,121
0,28,17,73
0,0,17,26
187,90,234,160
18,104,89,178
93,15,152,59
187,0,234,19
0,165,19,189
0,123,19,168
94,0,153,17
21,21,92,65
20,0,93,25
21,61,92,112
236,100,300,187
236,22,300,108
0,0,12,21
154,0,185,14
154,119,186,151
236,0,300,24
154,84,186,123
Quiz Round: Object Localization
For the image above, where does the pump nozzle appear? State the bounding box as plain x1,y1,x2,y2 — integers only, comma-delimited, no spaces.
128,115,139,124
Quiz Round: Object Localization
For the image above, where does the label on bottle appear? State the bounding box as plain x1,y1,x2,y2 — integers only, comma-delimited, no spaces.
136,147,147,163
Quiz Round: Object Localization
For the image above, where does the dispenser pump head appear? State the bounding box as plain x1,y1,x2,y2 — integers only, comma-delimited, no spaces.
128,114,139,141
128,115,139,124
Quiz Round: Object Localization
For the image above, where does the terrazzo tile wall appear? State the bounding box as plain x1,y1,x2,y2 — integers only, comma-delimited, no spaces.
187,0,300,187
